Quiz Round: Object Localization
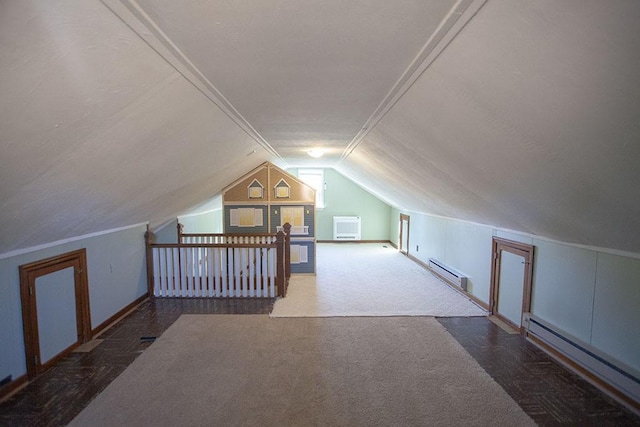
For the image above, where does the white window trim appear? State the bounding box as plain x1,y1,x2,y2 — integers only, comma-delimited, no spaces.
298,169,324,208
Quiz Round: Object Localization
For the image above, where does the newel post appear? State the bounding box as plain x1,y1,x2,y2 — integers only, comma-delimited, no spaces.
144,226,156,298
176,222,184,243
276,230,285,297
283,222,292,281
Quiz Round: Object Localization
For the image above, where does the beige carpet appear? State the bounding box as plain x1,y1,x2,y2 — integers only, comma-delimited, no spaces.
70,315,534,426
272,243,487,317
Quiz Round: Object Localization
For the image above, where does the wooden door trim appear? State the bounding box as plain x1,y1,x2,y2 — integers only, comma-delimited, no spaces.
399,214,410,255
489,237,534,332
19,249,91,379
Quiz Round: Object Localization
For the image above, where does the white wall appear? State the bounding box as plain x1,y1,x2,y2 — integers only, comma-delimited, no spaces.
389,207,401,247
153,219,179,244
405,212,492,303
530,240,597,343
591,253,640,372
396,210,640,373
0,224,148,384
177,195,224,234
178,209,223,234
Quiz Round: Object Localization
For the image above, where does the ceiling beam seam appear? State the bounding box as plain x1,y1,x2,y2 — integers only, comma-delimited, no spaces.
99,0,284,162
338,0,488,164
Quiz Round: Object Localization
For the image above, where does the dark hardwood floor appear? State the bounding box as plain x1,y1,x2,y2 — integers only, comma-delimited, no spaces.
0,298,274,427
1,298,638,426
438,317,639,426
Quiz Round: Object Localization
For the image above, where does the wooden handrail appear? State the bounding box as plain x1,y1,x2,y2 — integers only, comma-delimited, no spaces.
150,243,277,249
180,232,277,238
176,222,289,240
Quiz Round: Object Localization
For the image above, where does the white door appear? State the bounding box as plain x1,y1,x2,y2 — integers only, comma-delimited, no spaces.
20,249,91,378
491,238,534,332
496,251,526,327
35,267,78,364
400,215,410,255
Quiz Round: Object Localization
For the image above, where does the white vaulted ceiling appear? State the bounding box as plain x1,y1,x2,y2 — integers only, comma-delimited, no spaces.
1,0,640,255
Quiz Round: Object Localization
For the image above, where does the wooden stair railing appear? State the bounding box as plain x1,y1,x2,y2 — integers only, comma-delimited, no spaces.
178,222,291,287
145,223,291,298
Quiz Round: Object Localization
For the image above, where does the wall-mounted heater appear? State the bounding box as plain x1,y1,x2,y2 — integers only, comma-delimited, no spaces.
524,314,640,403
428,258,468,290
333,216,361,240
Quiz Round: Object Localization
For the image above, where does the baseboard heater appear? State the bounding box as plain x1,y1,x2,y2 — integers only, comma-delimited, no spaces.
524,314,640,404
333,216,361,240
427,258,468,291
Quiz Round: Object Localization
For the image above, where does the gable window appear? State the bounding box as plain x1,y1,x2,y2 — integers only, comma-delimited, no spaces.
247,179,264,199
298,169,324,208
274,179,291,199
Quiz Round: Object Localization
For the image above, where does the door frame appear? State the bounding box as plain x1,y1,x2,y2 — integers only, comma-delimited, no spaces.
399,214,410,255
19,249,91,379
489,237,534,332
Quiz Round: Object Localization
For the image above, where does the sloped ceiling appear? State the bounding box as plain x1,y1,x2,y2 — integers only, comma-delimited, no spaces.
339,0,640,252
1,0,640,255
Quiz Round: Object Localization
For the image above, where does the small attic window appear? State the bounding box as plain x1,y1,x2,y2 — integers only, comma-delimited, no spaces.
274,179,290,198
298,169,324,208
248,179,264,199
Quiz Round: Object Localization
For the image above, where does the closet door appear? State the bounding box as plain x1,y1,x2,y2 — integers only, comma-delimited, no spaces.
20,249,91,378
490,238,534,332
35,267,78,365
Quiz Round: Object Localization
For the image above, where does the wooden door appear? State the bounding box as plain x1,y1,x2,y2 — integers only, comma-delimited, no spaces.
490,238,534,331
20,249,91,379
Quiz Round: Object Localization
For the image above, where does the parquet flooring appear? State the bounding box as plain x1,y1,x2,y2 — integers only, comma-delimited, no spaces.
438,317,639,426
1,298,637,426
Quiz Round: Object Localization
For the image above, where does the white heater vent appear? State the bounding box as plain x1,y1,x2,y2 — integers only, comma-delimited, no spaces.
525,314,640,403
427,258,468,290
333,216,361,240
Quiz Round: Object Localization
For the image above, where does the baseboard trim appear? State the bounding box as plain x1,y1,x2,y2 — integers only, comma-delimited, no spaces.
0,374,27,403
407,253,490,311
527,333,640,415
0,294,149,403
92,293,149,338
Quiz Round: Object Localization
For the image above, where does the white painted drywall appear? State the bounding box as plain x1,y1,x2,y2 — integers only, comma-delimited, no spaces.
531,241,597,343
179,210,223,234
35,268,78,364
405,213,492,302
591,253,640,371
444,220,493,299
497,251,526,327
411,214,447,262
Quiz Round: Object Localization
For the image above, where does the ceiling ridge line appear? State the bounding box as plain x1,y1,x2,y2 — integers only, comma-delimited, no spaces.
338,0,488,164
99,0,283,162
